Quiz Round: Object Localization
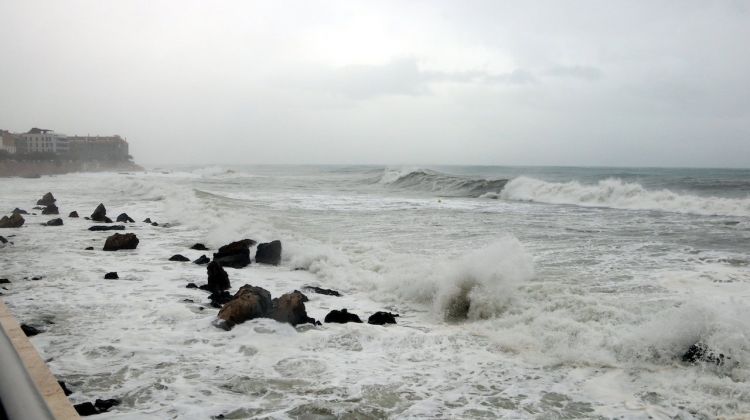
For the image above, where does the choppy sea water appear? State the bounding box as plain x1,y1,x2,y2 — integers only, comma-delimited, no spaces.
1,165,749,419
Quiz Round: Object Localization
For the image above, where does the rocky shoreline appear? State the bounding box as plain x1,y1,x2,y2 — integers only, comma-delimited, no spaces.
0,160,144,178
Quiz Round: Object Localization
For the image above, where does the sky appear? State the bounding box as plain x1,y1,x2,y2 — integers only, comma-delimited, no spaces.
0,0,749,167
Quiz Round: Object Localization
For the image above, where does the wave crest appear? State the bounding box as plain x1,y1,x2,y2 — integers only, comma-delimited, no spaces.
379,168,508,197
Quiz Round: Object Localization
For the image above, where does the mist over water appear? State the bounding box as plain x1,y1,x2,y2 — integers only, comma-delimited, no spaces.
2,164,749,418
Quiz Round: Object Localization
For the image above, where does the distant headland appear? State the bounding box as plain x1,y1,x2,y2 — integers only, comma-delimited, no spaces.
0,127,143,177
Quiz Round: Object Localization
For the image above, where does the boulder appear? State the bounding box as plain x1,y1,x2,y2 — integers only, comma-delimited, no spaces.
208,290,233,308
89,225,125,231
116,213,134,223
206,261,230,291
0,213,25,228
216,285,273,329
94,399,120,413
255,240,282,265
42,204,59,215
169,254,190,262
45,218,63,226
103,233,139,251
68,211,79,218
0,279,9,284
193,255,210,265
143,218,152,223
12,208,28,215
84,247,94,250
36,192,56,207
151,222,159,226
0,236,7,245
213,239,255,268
303,286,342,297
74,402,98,416
21,324,42,337
368,311,399,325
104,272,119,279
57,381,73,396
324,309,362,324
90,203,108,222
270,291,316,326
191,243,209,250
185,283,198,289
682,342,728,365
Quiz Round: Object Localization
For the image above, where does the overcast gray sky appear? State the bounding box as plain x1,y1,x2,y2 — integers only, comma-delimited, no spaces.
1,1,748,167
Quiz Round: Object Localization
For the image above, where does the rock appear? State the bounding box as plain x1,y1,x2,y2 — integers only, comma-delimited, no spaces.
206,261,230,291
89,225,125,231
33,206,44,210
143,218,152,223
116,213,134,223
682,342,728,365
0,213,25,228
0,279,9,284
90,203,108,222
103,233,139,251
368,311,399,325
255,240,282,265
45,218,63,226
193,255,210,265
12,208,28,215
208,290,233,308
151,222,159,226
0,236,7,244
216,285,273,329
68,211,79,218
169,254,190,262
74,402,98,416
303,286,342,297
42,203,59,215
85,247,94,250
191,243,209,250
21,324,42,337
324,309,362,324
213,239,255,268
37,192,56,207
270,291,316,326
186,283,198,289
58,381,73,396
104,272,119,279
94,398,120,412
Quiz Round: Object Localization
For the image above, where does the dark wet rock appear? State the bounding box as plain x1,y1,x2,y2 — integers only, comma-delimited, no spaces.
182,298,194,303
45,218,63,226
75,402,98,416
104,272,119,280
213,239,255,268
723,221,740,226
270,291,316,326
193,255,210,265
31,276,42,281
143,218,152,223
68,211,79,218
37,192,56,207
21,324,42,337
206,261,230,291
90,203,108,222
116,213,134,223
94,398,120,412
0,279,9,284
186,282,198,289
0,236,7,244
216,285,272,329
42,203,59,215
368,311,399,325
85,247,94,250
12,208,28,215
103,233,139,251
208,290,233,308
682,342,728,365
169,254,190,262
0,213,25,228
324,309,363,324
57,381,73,396
89,225,125,231
255,240,282,265
191,243,209,250
303,286,342,297
151,222,158,226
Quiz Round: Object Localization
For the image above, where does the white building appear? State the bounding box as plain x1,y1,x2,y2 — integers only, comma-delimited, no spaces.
21,128,69,154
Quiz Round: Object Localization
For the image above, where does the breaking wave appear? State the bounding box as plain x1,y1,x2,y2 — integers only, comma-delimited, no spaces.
378,168,508,197
500,176,750,217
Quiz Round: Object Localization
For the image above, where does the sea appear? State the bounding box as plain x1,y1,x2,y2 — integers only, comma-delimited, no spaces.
1,165,749,419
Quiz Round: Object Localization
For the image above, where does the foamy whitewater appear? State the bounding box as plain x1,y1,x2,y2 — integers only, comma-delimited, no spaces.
1,165,749,419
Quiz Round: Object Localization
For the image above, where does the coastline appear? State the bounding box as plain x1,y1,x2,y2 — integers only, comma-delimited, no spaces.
0,160,144,178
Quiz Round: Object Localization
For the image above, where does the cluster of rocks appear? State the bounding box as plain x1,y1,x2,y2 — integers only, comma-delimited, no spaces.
74,399,120,416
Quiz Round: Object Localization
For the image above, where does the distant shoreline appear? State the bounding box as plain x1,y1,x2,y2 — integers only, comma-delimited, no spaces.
0,160,144,178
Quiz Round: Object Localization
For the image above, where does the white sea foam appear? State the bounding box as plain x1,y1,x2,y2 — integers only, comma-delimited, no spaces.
501,176,750,217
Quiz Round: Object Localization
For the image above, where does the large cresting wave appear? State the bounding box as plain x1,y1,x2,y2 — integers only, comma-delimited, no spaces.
379,168,508,197
500,176,750,217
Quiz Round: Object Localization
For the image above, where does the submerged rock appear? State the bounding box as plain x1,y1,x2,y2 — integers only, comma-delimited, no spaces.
45,218,63,226
208,290,233,308
68,211,79,218
0,279,9,284
191,243,209,250
90,203,108,222
84,247,94,250
193,255,210,265
21,324,42,337
213,239,255,268
0,213,25,228
89,225,125,231
116,213,135,223
94,398,120,412
42,204,59,215
186,283,198,289
324,309,363,324
270,291,316,326
255,240,282,265
682,342,729,365
206,261,230,291
104,272,119,279
169,254,190,262
143,218,152,223
303,286,342,297
57,381,73,396
0,236,8,245
36,192,56,207
103,233,139,251
368,311,399,325
74,402,98,416
12,208,28,215
216,285,273,329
